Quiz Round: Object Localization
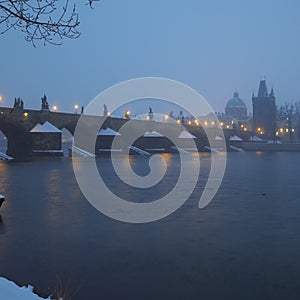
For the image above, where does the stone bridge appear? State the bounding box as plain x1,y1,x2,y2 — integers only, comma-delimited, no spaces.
0,104,253,161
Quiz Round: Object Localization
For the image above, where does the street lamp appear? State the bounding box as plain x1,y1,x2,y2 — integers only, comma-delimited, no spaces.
125,109,130,119
52,105,58,112
74,104,79,114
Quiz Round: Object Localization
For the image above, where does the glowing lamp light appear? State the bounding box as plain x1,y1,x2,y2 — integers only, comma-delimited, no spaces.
176,119,181,124
23,112,28,117
125,109,130,118
276,131,279,136
52,105,58,111
243,127,247,131
292,128,295,133
204,121,208,126
280,128,283,133
220,122,224,126
286,128,289,133
188,120,192,125
226,125,230,129
211,121,215,126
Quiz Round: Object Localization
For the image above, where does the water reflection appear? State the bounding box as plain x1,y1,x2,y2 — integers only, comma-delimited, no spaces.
1,153,300,300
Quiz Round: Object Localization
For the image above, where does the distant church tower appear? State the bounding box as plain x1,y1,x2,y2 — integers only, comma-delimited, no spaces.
252,79,276,139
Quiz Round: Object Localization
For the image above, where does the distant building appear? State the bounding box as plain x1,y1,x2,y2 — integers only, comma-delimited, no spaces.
225,91,247,120
252,80,276,139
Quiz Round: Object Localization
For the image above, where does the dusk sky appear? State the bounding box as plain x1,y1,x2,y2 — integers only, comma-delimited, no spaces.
1,0,300,114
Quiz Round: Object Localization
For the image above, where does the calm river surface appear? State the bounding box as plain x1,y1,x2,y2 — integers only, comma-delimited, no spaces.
0,152,300,300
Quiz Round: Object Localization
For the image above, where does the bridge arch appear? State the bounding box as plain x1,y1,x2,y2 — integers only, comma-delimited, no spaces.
57,120,78,136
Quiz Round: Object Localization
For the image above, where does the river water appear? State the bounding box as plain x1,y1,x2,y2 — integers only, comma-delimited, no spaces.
0,151,300,300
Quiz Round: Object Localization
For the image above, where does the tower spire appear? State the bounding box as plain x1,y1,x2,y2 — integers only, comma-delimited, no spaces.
258,79,268,97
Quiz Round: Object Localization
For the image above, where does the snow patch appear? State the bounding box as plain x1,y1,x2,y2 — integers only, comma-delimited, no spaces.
98,128,121,136
0,277,51,299
30,122,61,133
143,131,164,137
229,135,243,141
178,130,196,139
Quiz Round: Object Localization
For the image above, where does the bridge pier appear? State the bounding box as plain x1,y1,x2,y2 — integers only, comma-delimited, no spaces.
6,130,33,161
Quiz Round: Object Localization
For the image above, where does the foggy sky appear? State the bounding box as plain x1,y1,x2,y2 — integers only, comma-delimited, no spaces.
1,0,300,114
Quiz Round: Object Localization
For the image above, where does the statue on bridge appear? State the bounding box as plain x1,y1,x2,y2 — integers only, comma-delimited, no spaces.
148,107,153,120
13,97,24,110
41,94,49,111
103,104,109,117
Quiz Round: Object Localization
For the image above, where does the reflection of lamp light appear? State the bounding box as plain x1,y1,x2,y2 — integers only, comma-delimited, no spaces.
0,96,2,101
176,119,180,124
52,105,58,111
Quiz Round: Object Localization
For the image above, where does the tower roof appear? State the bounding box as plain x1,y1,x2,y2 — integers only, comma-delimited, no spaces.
258,80,268,97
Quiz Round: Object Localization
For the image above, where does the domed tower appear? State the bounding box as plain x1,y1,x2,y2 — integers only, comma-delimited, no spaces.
225,91,247,120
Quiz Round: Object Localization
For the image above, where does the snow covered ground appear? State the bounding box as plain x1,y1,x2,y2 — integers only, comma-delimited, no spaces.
0,277,51,299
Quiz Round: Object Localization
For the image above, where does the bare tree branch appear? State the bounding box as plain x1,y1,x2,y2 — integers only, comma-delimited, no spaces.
0,0,99,46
